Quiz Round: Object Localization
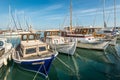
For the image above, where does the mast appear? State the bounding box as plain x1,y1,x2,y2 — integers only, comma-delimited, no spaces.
103,0,107,28
11,11,18,30
70,0,72,32
8,5,11,31
114,0,116,29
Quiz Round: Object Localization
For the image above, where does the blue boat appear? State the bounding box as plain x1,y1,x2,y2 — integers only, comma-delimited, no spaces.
12,33,58,78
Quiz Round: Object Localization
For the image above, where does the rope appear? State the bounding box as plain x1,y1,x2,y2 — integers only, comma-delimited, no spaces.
43,64,49,80
32,64,43,80
56,57,74,72
71,56,80,80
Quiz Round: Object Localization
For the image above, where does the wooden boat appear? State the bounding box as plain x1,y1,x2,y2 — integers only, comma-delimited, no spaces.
63,0,102,44
63,27,111,50
44,30,77,55
12,32,58,77
65,27,103,44
0,38,13,68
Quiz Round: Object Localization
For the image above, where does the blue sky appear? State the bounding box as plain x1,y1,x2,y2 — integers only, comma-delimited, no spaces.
0,0,120,30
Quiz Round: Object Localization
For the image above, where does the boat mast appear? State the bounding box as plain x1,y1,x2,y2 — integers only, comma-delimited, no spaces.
114,0,116,30
8,5,11,31
103,0,107,28
70,0,72,32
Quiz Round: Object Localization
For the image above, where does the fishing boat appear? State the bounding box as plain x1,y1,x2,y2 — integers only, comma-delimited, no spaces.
65,27,103,44
44,29,77,55
12,32,58,77
0,38,13,68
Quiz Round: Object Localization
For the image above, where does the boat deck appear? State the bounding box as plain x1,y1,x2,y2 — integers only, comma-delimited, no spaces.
19,50,55,60
77,41,109,50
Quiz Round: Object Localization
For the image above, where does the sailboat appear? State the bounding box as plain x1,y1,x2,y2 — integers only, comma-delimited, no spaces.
63,0,99,44
96,0,117,46
12,32,58,77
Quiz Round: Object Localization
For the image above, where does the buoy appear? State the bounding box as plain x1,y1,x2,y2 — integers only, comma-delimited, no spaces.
47,45,50,49
3,58,7,65
9,55,11,61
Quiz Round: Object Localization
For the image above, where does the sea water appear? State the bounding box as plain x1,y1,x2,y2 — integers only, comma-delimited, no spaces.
1,38,120,80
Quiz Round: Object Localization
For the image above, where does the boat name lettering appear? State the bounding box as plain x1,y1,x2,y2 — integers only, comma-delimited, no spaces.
32,62,44,65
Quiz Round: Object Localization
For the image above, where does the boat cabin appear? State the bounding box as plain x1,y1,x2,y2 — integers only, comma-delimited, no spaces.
19,33,48,57
74,27,101,34
44,30,66,42
46,36,65,44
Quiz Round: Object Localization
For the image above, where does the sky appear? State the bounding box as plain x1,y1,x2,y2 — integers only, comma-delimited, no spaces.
0,0,120,30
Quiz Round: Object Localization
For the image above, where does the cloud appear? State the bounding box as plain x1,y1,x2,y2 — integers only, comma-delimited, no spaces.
43,4,63,11
15,10,25,15
28,4,63,16
73,4,120,17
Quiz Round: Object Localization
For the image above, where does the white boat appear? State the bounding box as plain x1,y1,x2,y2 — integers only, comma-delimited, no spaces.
44,30,77,55
96,28,117,46
12,33,58,77
0,38,14,68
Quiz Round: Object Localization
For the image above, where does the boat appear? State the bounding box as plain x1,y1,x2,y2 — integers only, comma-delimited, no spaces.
12,32,58,77
96,27,117,46
44,29,77,55
63,0,101,44
65,27,103,44
0,38,14,68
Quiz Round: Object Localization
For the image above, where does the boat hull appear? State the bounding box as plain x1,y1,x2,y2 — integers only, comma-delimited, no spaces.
13,53,58,77
66,34,99,44
50,41,77,55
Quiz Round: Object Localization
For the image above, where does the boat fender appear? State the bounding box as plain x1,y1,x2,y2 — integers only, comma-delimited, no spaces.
4,58,7,65
9,55,11,61
47,45,50,49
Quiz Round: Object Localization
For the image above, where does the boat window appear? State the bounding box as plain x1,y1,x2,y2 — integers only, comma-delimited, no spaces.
26,48,36,54
104,31,112,33
39,46,46,51
88,38,91,40
54,40,58,44
23,35,27,41
58,32,61,36
62,39,64,42
52,32,59,35
29,34,34,40
0,41,4,46
47,32,50,36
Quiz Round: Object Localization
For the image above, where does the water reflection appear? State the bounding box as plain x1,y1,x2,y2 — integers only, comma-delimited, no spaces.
1,39,120,80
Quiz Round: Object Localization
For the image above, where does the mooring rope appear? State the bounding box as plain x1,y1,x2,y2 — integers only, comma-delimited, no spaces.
32,64,42,80
71,56,80,80
56,57,74,72
43,64,49,80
